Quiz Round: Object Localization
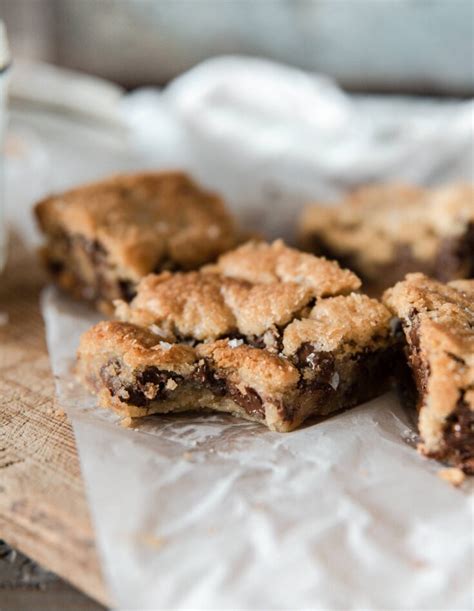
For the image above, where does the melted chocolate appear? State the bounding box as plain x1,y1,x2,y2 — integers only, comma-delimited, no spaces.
100,359,183,407
296,344,335,386
227,385,264,417
191,362,264,417
442,397,474,474
407,316,430,405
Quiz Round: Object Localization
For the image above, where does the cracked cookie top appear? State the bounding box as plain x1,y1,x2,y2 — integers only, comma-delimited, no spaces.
35,171,240,279
383,273,474,348
206,239,360,296
78,321,197,374
116,240,392,357
282,293,393,356
300,183,474,265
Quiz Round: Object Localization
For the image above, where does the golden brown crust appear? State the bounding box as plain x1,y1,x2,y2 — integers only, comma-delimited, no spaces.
299,183,474,279
115,272,240,341
206,239,361,296
116,241,360,340
117,271,316,342
383,273,474,463
77,321,197,373
117,240,364,342
220,281,312,337
116,241,393,354
35,171,240,280
283,294,393,356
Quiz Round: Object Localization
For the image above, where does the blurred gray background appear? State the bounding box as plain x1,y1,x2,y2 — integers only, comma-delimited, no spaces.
1,0,473,94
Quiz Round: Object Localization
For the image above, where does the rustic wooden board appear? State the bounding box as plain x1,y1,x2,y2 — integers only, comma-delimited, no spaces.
0,238,109,607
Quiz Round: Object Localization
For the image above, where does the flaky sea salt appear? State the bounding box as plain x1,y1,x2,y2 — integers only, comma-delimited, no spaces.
329,371,340,390
228,338,244,348
159,341,173,350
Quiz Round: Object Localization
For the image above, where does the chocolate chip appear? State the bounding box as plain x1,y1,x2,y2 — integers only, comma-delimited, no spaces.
442,396,474,474
47,260,64,275
119,280,137,301
226,384,264,418
100,360,183,407
296,344,335,384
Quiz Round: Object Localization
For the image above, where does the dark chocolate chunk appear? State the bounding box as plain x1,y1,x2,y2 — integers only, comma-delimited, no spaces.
295,343,336,388
99,359,183,407
226,384,264,418
118,279,137,301
442,396,474,474
191,361,264,417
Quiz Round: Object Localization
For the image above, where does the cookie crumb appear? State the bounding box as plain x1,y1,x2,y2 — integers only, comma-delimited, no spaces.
438,467,465,487
136,532,165,550
120,416,134,428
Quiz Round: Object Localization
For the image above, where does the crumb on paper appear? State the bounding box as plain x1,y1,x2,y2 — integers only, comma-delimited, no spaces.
438,467,465,487
120,416,134,428
182,451,193,461
136,532,165,550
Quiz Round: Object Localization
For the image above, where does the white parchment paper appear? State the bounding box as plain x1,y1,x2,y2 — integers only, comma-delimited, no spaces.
6,58,474,609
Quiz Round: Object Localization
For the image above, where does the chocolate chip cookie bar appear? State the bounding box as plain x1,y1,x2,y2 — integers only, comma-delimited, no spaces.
77,241,400,431
35,171,240,310
299,184,474,292
383,273,474,472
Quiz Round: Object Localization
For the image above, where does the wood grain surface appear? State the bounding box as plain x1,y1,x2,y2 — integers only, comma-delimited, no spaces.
0,237,109,607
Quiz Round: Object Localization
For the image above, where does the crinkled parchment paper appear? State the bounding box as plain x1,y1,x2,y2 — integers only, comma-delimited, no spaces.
8,58,473,609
